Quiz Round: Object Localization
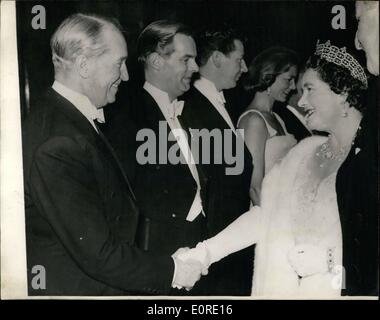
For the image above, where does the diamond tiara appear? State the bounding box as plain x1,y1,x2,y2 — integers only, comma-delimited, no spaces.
315,40,368,88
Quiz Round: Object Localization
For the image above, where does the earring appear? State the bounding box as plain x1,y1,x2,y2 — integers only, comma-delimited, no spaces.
342,111,348,118
266,87,271,96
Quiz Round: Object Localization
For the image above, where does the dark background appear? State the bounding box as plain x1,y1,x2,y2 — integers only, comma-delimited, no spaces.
16,0,363,119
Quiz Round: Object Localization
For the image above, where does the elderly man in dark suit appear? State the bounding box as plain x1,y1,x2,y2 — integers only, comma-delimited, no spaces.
181,28,254,295
22,13,202,296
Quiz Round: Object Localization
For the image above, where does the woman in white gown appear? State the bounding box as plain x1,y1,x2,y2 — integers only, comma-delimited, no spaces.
238,47,298,204
179,41,368,298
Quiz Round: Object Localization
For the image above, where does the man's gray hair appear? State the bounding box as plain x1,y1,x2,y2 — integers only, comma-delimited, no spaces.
50,13,123,71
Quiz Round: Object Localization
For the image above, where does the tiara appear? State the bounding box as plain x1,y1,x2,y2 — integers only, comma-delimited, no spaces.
315,40,367,88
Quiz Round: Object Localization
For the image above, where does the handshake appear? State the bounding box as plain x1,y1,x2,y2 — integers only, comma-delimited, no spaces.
171,242,211,291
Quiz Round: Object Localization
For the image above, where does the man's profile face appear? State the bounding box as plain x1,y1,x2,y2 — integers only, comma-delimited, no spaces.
86,27,129,108
160,33,199,100
219,39,248,90
355,2,379,76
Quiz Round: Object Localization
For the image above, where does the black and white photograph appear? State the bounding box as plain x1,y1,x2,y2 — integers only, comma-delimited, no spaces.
1,0,378,302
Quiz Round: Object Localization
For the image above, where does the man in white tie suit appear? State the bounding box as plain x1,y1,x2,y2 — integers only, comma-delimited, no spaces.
129,20,210,295
181,28,254,295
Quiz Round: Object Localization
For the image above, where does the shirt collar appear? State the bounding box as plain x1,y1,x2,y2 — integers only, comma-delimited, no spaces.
143,81,184,119
194,76,225,104
52,80,105,124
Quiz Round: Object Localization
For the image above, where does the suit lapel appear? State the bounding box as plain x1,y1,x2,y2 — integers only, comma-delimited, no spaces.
184,87,253,168
141,90,204,186
193,88,232,130
46,88,100,146
47,88,136,200
177,113,208,187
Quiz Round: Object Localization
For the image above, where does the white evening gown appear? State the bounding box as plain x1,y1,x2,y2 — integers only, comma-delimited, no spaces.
204,136,343,298
237,109,297,174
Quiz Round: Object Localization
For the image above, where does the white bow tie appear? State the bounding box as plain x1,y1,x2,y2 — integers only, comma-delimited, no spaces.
92,108,105,123
168,99,184,119
217,91,226,105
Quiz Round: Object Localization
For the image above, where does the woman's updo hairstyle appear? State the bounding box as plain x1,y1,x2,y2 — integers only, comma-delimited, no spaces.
305,47,367,112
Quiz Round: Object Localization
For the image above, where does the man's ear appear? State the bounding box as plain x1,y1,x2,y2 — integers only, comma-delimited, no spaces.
147,52,164,71
75,54,90,78
210,51,223,68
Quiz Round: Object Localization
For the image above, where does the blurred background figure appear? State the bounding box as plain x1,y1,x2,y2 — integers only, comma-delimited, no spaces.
238,47,298,204
273,68,313,141
355,1,379,76
334,0,379,296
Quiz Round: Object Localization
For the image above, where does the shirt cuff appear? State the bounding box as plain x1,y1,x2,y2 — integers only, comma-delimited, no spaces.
171,256,179,288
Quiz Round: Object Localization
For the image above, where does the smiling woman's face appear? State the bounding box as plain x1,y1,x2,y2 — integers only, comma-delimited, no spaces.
268,65,297,102
297,69,344,131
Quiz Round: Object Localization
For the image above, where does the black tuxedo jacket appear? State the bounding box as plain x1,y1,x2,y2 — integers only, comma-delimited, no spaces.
182,87,253,232
336,78,379,296
23,88,173,296
273,103,311,142
131,89,208,256
181,86,254,295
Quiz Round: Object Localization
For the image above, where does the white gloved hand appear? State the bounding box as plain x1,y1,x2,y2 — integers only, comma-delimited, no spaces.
176,242,210,276
171,255,204,291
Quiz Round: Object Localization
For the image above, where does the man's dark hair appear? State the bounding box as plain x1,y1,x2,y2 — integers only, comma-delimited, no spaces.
196,28,246,67
137,20,193,65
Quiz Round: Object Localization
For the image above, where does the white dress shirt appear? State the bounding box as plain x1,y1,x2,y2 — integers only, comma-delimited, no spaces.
52,81,105,132
194,76,236,132
143,81,204,222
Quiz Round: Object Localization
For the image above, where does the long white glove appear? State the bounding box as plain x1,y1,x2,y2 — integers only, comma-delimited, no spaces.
177,206,263,269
